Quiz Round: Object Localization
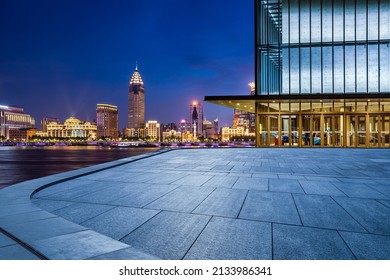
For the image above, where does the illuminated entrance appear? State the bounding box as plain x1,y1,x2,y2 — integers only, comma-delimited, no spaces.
256,98,390,147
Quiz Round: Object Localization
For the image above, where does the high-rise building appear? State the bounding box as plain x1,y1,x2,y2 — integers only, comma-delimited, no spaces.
96,104,118,138
178,119,191,134
0,105,35,140
206,0,390,148
190,101,203,137
145,120,160,141
128,64,145,135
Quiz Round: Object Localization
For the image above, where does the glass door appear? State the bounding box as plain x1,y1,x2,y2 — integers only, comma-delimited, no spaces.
381,115,390,147
347,116,356,147
323,116,333,146
369,115,379,147
312,115,321,146
357,116,366,147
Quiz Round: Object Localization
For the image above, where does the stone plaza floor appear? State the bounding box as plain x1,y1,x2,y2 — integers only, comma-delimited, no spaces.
1,148,390,260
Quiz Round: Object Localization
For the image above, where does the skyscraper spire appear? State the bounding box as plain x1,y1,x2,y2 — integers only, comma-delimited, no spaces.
135,61,138,71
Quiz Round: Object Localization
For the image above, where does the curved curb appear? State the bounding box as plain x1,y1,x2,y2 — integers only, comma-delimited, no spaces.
0,149,173,260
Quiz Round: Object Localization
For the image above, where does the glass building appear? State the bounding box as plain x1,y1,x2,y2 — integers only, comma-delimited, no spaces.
206,0,390,147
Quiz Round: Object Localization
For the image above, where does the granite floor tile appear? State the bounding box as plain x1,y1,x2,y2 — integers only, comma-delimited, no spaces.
0,203,41,217
32,179,97,198
332,182,389,199
0,244,41,260
170,174,213,186
232,177,268,191
82,207,159,240
339,231,390,260
298,180,346,197
202,176,239,188
192,188,247,218
87,247,160,260
5,217,86,242
32,199,74,212
0,210,56,226
144,173,187,184
378,199,390,209
110,183,178,207
293,194,365,232
368,183,390,198
184,217,272,260
0,233,16,247
42,181,112,200
145,186,215,212
273,224,355,260
121,211,211,260
239,191,301,225
31,230,129,260
52,203,115,224
333,197,390,235
269,178,304,194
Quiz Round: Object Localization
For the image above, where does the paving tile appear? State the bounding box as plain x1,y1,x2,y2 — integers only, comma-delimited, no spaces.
192,188,247,218
273,224,355,260
32,198,74,212
184,217,271,260
239,191,301,225
378,199,390,209
303,176,341,182
368,183,390,198
5,217,86,242
298,180,346,196
145,186,215,212
293,194,365,232
170,174,213,186
82,207,159,240
121,211,211,260
0,244,41,260
52,203,115,224
111,183,178,207
202,176,239,188
339,231,390,260
332,182,389,199
87,247,160,260
0,210,56,226
269,179,304,193
211,165,233,171
144,173,187,184
0,203,41,217
72,183,139,204
0,233,16,247
333,197,390,235
32,179,97,198
42,181,112,200
31,230,129,260
232,177,268,191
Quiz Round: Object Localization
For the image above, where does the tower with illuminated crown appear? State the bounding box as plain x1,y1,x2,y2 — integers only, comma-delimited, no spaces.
190,101,203,138
128,64,145,135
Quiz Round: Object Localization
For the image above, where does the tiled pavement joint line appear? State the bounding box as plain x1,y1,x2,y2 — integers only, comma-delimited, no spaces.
336,230,358,260
118,210,162,242
181,215,213,260
141,185,187,210
0,227,48,260
377,200,390,210
190,187,218,214
235,190,249,219
329,196,371,234
271,223,274,260
30,149,174,199
291,194,304,226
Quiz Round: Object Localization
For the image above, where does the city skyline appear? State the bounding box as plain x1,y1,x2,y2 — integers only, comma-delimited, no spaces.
0,0,254,129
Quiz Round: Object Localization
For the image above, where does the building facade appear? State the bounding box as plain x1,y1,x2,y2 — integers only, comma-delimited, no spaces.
0,105,35,140
96,104,118,138
190,101,203,137
128,65,145,135
46,116,97,139
145,120,161,141
206,0,390,148
41,117,59,133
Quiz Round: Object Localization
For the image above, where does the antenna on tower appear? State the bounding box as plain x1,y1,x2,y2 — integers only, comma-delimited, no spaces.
135,61,138,71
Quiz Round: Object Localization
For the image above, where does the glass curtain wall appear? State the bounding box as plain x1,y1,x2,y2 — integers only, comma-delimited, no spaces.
256,0,390,95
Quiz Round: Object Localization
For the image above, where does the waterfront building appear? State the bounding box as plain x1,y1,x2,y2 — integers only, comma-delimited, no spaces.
145,120,161,141
162,130,182,142
203,118,219,139
46,116,97,139
178,119,191,134
206,0,390,147
0,105,35,140
9,128,37,142
221,126,246,142
190,101,203,138
128,64,145,137
96,104,118,138
41,117,59,133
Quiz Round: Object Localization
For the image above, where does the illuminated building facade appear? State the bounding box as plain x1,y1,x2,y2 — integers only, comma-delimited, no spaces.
0,105,35,140
206,0,390,147
145,120,161,141
46,116,97,138
190,101,203,137
128,65,145,136
41,117,59,133
96,104,118,138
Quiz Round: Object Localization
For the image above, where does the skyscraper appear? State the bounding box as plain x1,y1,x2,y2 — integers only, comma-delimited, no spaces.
128,64,145,135
96,104,118,138
190,101,203,137
206,0,390,148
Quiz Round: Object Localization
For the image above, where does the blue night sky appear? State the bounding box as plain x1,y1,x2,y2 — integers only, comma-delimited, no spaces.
0,0,254,130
